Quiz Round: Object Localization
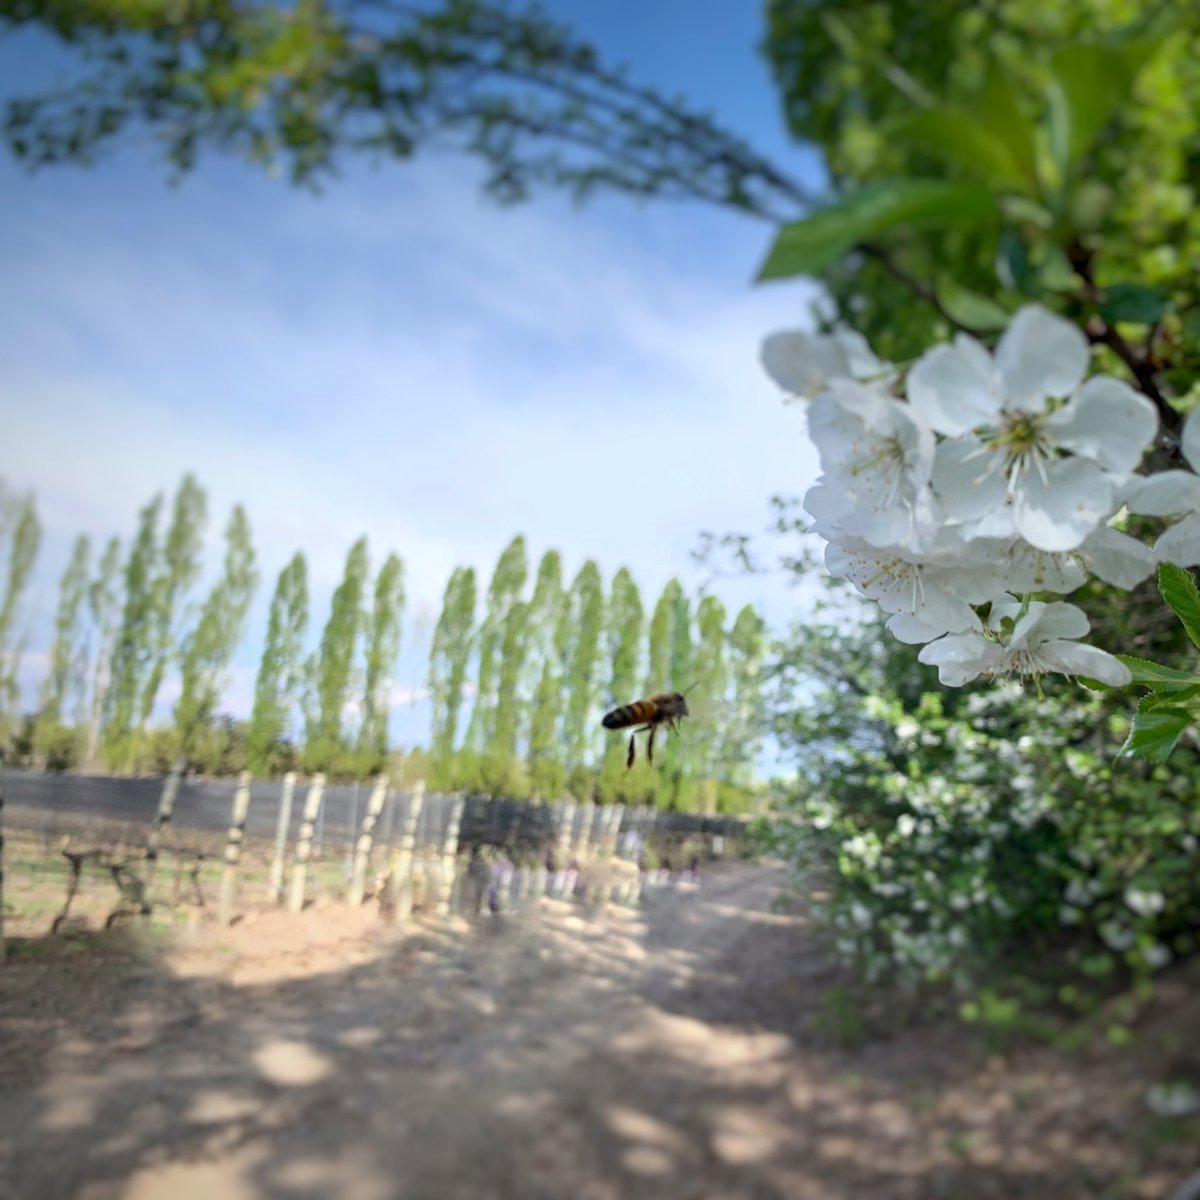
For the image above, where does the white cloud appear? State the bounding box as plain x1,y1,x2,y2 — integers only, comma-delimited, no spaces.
2,154,826,741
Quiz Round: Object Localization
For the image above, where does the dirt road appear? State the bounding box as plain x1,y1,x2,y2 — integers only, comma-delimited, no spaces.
1,862,1195,1199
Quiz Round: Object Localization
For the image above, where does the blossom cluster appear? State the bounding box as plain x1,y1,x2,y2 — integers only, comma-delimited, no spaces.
762,305,1200,688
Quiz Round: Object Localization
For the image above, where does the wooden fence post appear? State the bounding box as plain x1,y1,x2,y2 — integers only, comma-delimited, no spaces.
218,771,253,926
603,804,627,905
145,757,184,886
604,804,625,855
515,863,531,907
269,772,297,905
435,794,464,917
349,775,389,906
554,800,576,896
575,802,596,861
389,780,425,920
289,774,325,914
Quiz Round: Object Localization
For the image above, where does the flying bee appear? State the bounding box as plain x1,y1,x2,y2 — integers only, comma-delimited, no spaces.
601,689,692,769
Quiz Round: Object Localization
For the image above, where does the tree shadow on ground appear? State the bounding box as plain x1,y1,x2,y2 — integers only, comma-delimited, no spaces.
1,864,1197,1200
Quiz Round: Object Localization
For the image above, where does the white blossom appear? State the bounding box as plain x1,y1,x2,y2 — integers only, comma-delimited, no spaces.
826,535,1007,641
909,306,1157,551
760,326,888,402
917,600,1131,687
804,379,937,549
776,303,1163,691
1145,1082,1200,1118
1124,410,1200,566
1123,886,1166,918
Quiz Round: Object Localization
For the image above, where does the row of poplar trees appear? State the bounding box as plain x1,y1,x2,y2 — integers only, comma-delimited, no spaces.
428,536,765,812
1,475,764,810
0,474,404,781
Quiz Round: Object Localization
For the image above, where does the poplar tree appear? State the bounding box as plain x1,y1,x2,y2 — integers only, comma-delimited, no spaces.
597,566,644,804
33,534,89,755
104,495,163,768
721,604,766,804
483,596,529,795
139,473,206,740
525,550,566,799
306,536,369,773
464,536,527,758
83,536,122,768
359,551,405,772
644,578,682,808
645,579,681,694
561,558,603,792
175,506,258,762
0,491,41,748
247,551,308,775
690,594,728,813
428,566,476,787
667,588,696,810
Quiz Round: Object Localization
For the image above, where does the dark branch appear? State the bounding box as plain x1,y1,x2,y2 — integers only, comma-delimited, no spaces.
859,243,983,338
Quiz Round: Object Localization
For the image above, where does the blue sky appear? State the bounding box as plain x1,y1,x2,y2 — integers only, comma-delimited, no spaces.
0,2,827,758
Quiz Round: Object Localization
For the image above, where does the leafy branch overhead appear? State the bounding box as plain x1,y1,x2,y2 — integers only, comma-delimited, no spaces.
756,16,1189,418
0,0,815,215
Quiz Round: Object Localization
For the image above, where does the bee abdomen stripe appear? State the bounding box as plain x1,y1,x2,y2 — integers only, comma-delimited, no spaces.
602,702,650,729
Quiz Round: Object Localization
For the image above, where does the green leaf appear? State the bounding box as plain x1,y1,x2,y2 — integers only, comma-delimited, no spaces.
757,181,999,281
889,108,1030,190
977,64,1040,192
934,275,1013,332
1139,686,1200,711
1048,38,1165,169
996,229,1035,294
1036,244,1080,293
1118,703,1193,762
999,196,1054,230
1158,563,1200,651
1099,283,1170,326
1117,655,1200,691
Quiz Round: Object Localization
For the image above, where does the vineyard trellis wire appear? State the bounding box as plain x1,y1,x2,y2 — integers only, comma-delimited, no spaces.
0,768,748,942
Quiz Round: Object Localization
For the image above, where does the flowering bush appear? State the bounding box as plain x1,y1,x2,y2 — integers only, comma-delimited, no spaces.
759,597,1200,1003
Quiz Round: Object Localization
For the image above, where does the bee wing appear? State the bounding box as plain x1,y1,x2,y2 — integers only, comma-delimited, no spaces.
679,697,720,722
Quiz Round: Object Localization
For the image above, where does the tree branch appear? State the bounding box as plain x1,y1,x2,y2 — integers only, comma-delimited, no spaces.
859,243,983,338
1069,240,1178,433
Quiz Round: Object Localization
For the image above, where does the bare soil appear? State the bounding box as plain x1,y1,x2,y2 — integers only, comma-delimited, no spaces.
1,861,1197,1200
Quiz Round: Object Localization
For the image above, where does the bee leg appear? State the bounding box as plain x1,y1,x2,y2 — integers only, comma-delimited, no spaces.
647,724,656,765
626,734,636,770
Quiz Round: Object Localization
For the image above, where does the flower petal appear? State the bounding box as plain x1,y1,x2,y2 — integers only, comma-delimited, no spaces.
1018,601,1090,646
760,328,886,400
806,392,865,469
908,338,1001,436
1084,526,1157,588
1039,640,1132,686
995,305,1089,412
1000,544,1088,594
1155,512,1200,567
931,438,1008,521
886,612,958,644
1123,470,1200,517
1014,457,1113,552
1043,376,1158,472
918,633,1002,686
1183,407,1200,474
835,328,889,381
760,330,848,399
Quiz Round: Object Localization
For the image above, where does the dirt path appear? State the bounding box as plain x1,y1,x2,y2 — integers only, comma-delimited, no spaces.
1,862,1196,1200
